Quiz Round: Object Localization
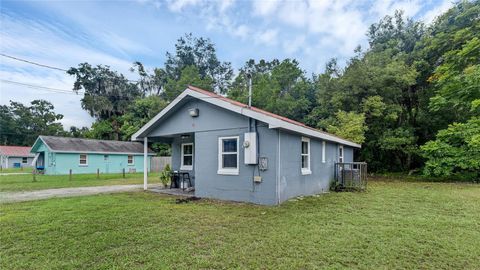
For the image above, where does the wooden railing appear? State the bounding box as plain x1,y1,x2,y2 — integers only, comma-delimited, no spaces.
334,162,367,191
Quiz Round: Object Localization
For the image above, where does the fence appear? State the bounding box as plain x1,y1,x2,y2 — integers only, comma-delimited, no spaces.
150,156,172,172
334,162,368,191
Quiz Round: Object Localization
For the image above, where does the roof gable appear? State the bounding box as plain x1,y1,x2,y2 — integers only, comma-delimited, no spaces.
31,136,155,155
132,86,361,148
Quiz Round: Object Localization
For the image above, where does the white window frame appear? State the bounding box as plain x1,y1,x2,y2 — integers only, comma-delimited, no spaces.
180,143,194,171
127,155,134,166
218,136,239,175
301,137,311,175
22,157,28,164
338,145,344,163
322,141,326,163
79,154,88,166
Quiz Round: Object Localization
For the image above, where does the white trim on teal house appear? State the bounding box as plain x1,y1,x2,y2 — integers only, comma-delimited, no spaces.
30,136,155,175
132,86,361,205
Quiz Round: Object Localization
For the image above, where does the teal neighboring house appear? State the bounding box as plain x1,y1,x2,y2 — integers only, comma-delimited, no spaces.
31,136,154,175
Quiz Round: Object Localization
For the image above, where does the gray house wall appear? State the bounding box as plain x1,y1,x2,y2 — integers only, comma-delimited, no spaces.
194,125,278,205
147,97,355,205
277,131,353,203
1,156,34,169
152,98,278,205
149,98,248,137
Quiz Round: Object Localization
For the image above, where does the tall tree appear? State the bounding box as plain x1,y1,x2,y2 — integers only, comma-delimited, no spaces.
164,34,233,96
0,100,65,145
67,63,142,140
228,59,313,122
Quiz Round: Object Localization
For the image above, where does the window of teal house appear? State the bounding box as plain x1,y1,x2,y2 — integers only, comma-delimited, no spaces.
79,154,88,166
127,155,134,165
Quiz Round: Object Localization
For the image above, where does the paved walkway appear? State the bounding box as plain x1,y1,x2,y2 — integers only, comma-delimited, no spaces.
0,184,162,204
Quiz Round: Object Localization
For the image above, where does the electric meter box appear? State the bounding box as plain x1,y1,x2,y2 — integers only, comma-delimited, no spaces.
244,132,258,164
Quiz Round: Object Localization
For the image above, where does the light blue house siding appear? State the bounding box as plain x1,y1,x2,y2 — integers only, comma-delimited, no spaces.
147,97,353,205
32,139,151,175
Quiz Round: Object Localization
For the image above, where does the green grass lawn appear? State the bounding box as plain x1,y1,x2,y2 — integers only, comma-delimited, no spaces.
0,172,161,192
1,180,479,269
0,167,31,173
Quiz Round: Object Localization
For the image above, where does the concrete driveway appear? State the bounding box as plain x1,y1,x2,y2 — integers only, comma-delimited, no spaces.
0,184,161,204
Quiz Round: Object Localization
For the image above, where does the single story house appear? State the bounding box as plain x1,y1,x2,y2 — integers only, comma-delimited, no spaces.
30,136,155,175
132,86,361,205
0,145,34,169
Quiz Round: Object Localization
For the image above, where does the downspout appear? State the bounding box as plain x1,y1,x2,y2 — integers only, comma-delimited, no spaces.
276,129,281,205
247,73,253,132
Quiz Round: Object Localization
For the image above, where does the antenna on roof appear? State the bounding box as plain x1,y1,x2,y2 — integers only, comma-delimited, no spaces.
247,73,252,108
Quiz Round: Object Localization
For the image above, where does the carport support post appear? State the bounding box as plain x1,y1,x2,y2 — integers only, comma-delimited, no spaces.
143,137,148,191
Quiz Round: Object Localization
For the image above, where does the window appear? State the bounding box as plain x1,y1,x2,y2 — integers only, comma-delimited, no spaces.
79,154,88,166
127,155,134,165
338,145,344,163
322,141,326,163
301,137,311,175
218,136,239,175
180,143,193,170
22,157,28,164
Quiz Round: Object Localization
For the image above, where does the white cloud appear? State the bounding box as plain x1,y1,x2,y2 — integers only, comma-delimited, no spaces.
277,1,308,27
253,0,281,16
0,13,137,75
422,0,452,24
98,31,154,57
218,0,235,13
283,35,306,54
0,12,143,129
256,29,279,46
371,0,422,17
0,69,94,129
233,24,250,39
166,0,200,12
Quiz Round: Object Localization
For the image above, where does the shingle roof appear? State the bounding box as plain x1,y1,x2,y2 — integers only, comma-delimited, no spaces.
35,136,154,154
0,146,34,157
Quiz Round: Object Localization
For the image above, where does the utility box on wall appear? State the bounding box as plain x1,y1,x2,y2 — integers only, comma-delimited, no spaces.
244,132,258,164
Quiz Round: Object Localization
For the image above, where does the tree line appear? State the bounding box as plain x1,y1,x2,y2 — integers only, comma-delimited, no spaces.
1,1,478,179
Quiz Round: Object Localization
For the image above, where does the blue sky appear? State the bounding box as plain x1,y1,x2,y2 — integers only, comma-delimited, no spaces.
0,0,452,128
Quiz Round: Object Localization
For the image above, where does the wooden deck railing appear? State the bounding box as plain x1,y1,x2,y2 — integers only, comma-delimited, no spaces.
334,162,368,191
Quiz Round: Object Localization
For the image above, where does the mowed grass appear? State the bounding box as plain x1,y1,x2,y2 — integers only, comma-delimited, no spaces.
0,167,29,173
0,173,160,192
1,180,479,269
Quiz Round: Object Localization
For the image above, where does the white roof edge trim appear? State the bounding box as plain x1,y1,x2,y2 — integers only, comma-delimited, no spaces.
132,91,190,141
132,88,361,148
31,136,53,153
